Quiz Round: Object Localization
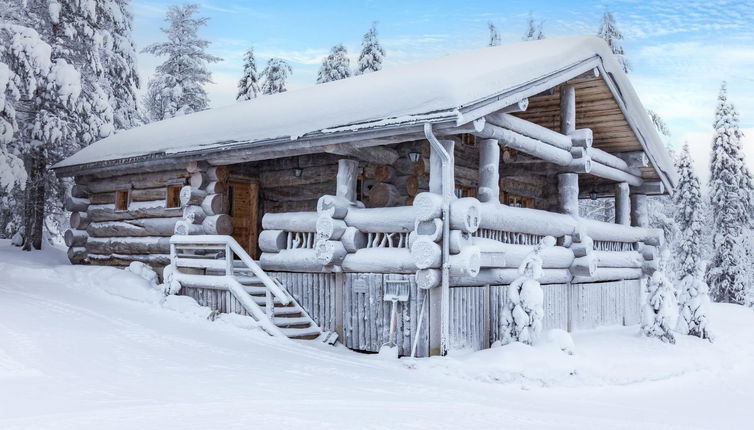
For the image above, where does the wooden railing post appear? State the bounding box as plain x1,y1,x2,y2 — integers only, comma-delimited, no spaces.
225,242,233,276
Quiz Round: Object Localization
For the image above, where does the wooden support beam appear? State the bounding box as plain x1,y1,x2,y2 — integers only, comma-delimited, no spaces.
615,151,649,168
615,182,630,225
336,159,359,204
631,194,649,228
477,139,500,203
560,84,576,135
326,144,400,165
558,173,579,216
579,181,664,199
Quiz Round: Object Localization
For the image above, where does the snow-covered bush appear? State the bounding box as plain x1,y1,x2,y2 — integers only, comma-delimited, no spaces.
676,275,713,341
125,261,159,287
10,225,24,246
500,236,555,345
641,270,678,344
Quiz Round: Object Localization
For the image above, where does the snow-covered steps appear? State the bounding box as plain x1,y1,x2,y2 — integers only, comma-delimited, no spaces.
170,235,336,345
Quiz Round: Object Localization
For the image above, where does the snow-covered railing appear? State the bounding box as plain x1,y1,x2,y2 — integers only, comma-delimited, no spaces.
170,235,291,312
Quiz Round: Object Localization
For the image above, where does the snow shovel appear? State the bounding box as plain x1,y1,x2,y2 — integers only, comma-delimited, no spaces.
382,280,410,350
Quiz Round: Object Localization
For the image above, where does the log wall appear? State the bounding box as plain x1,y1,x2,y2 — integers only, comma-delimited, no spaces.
66,168,192,275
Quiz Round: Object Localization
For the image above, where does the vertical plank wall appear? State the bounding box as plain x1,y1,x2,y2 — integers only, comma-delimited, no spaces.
343,273,429,357
269,272,337,332
448,287,487,351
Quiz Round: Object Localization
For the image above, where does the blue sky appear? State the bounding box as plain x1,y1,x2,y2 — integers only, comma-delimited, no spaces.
132,0,754,179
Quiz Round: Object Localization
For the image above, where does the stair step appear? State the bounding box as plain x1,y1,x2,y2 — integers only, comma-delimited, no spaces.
251,295,286,306
281,326,321,339
236,275,264,285
273,316,311,326
272,307,301,316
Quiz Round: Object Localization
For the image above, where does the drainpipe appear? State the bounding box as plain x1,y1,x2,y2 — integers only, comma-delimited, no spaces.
423,123,451,356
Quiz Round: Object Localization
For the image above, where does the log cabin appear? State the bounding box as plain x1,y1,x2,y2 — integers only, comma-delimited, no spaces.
53,35,676,356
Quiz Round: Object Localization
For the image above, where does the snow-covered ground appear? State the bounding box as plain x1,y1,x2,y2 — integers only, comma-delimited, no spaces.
1,241,753,429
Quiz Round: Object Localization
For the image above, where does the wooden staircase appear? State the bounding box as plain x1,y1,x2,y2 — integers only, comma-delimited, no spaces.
168,235,337,343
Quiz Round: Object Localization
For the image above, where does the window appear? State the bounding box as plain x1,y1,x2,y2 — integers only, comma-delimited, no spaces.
455,185,477,198
503,193,534,208
461,133,476,146
166,185,182,208
115,190,129,211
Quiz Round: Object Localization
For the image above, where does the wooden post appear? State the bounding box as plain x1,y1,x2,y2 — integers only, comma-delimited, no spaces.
560,84,576,135
557,173,579,216
631,193,648,227
615,182,630,225
336,159,359,204
478,139,500,203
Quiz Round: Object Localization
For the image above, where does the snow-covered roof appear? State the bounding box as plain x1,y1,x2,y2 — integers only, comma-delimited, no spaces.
54,35,676,188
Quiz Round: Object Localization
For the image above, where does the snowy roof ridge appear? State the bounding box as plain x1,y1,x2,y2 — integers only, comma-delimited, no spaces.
54,35,676,188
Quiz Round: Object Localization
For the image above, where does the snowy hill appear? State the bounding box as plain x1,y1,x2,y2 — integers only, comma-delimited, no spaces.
1,240,753,429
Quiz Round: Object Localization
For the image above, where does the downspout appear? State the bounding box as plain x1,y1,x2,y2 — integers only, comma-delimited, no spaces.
423,123,451,356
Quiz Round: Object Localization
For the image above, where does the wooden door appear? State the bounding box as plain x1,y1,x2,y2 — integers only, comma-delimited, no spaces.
228,181,259,258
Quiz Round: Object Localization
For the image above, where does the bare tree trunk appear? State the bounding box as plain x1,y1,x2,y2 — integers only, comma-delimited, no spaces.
22,148,46,251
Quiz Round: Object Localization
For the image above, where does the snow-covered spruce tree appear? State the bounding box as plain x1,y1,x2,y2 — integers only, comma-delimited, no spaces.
142,4,221,121
356,23,385,74
500,236,555,345
705,82,753,304
673,143,713,340
317,44,351,84
0,0,116,249
597,8,630,73
522,12,544,41
488,22,501,47
261,58,292,95
648,109,670,138
236,46,260,101
102,0,141,130
641,269,679,343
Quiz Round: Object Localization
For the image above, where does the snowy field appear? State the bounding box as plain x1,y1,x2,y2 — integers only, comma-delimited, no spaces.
1,241,753,430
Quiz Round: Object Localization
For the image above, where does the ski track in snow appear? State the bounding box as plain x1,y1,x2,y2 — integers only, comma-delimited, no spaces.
0,241,753,429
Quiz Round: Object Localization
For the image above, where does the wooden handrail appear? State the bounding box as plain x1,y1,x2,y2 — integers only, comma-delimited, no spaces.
171,234,291,306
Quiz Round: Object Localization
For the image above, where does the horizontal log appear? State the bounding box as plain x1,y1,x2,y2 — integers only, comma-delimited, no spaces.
593,250,643,268
452,268,572,286
448,246,481,277
411,238,442,269
86,237,171,255
413,192,443,222
67,246,88,264
572,268,642,283
415,218,443,243
88,253,171,267
342,248,416,273
478,203,578,237
180,186,206,207
486,112,572,151
416,268,441,289
262,211,318,232
201,193,224,216
79,170,188,193
449,197,481,233
174,220,204,235
70,211,90,230
472,238,575,269
589,147,642,176
71,184,89,198
182,205,206,223
569,129,593,148
341,227,367,252
259,249,322,272
204,181,227,195
344,206,416,233
63,231,88,250
316,215,347,241
89,188,168,205
65,196,90,212
258,230,287,253
615,151,649,168
264,199,319,213
87,201,182,222
317,194,353,219
476,123,573,166
202,214,233,235
87,217,181,237
588,161,643,186
367,182,403,208
582,219,662,246
207,166,229,182
363,164,395,182
315,240,347,265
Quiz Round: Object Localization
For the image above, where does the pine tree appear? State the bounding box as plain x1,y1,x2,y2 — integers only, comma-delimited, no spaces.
641,270,678,343
356,23,385,74
317,44,351,84
488,22,501,47
673,143,713,340
597,8,630,73
261,58,292,95
142,4,221,121
0,0,118,249
647,109,670,137
102,0,141,130
706,83,753,304
500,236,555,345
236,47,261,101
522,12,544,41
